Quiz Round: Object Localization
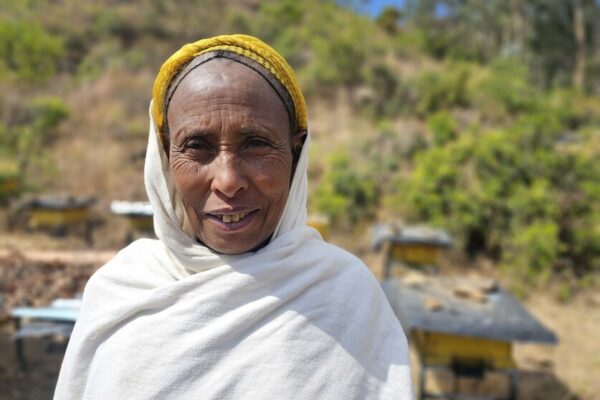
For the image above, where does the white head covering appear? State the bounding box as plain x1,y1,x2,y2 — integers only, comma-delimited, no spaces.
143,101,310,276
55,72,412,400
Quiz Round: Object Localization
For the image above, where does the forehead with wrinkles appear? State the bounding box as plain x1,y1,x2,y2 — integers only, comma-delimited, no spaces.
166,59,290,141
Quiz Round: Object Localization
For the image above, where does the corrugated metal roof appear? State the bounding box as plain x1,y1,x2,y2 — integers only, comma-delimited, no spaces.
372,223,453,250
381,277,558,344
110,200,153,217
25,195,96,210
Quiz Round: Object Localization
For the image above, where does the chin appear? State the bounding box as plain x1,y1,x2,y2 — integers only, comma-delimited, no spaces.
199,237,268,255
191,215,277,254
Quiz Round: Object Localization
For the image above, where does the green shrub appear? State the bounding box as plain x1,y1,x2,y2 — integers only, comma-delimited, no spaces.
313,151,377,226
413,63,471,116
503,220,561,287
30,97,70,134
256,0,304,43
546,89,600,129
399,119,600,282
0,97,70,192
93,10,125,38
0,20,64,82
472,57,540,119
362,121,404,189
364,64,412,118
426,111,458,145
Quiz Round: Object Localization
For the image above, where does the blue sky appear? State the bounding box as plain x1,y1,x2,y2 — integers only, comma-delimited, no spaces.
350,0,450,18
357,0,406,17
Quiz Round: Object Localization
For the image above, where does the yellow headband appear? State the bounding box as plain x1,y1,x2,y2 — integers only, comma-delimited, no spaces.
152,34,307,144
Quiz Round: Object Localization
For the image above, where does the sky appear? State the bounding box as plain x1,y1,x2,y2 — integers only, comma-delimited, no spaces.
357,0,406,17
350,0,449,18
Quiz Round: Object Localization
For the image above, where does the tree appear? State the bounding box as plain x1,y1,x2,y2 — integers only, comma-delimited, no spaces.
573,0,586,91
376,6,403,35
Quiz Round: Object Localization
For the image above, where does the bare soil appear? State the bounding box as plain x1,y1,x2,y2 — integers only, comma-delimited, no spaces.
514,294,600,399
1,236,598,400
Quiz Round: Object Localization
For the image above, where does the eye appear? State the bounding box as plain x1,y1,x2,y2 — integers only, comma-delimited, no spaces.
246,138,269,147
185,137,211,151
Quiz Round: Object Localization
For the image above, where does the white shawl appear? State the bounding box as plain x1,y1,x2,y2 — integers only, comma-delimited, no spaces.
54,105,412,399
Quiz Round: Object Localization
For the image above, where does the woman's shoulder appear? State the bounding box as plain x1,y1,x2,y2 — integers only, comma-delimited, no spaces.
84,238,173,295
296,234,386,298
301,234,408,342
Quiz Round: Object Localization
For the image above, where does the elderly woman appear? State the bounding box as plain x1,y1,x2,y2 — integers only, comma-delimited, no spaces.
55,35,412,399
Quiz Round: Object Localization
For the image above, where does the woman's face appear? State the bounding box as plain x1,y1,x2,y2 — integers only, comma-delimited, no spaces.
167,59,295,254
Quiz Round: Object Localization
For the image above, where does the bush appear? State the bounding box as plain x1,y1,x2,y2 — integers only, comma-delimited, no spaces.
504,220,561,284
364,64,410,118
361,121,405,190
0,97,70,192
546,89,600,129
472,57,541,119
399,116,599,282
426,111,458,145
313,151,377,227
30,97,70,134
412,63,471,116
0,20,65,82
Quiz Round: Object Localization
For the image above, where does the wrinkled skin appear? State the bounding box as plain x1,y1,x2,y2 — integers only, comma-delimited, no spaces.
167,59,305,254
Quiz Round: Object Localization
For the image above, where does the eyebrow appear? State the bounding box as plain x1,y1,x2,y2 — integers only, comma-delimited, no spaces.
174,128,214,141
239,126,271,136
239,123,286,139
173,124,283,145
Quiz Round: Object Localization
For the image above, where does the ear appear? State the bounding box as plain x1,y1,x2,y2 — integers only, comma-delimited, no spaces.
290,129,307,178
292,129,308,161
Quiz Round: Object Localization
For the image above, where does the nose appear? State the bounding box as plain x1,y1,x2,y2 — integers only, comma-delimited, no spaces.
210,151,248,198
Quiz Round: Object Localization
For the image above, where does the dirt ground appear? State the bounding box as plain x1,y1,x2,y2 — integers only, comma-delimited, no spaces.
1,235,599,400
0,323,63,400
513,294,600,399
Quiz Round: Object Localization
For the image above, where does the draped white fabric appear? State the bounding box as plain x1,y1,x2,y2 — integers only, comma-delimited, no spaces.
54,105,412,399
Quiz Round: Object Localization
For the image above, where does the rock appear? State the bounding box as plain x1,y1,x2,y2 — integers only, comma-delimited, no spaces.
425,296,444,311
473,277,498,293
453,283,488,303
402,271,427,288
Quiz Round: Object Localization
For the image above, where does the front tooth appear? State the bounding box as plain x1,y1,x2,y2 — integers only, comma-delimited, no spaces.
222,214,232,223
232,213,240,222
240,213,245,219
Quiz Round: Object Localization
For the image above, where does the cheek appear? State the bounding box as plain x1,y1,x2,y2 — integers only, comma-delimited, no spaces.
247,152,293,194
170,154,200,175
169,156,209,202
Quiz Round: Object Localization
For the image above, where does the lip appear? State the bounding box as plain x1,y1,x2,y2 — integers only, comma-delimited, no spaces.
204,208,259,232
205,206,258,215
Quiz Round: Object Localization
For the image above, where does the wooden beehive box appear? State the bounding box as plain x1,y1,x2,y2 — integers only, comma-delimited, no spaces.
27,196,96,231
372,224,453,277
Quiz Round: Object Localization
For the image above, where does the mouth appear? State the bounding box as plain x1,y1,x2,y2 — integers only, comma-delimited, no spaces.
205,208,259,230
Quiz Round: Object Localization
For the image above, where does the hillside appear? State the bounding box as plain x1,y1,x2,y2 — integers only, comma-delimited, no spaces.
0,0,598,289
